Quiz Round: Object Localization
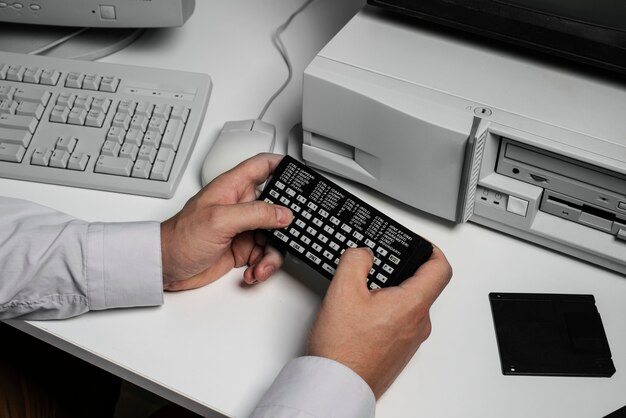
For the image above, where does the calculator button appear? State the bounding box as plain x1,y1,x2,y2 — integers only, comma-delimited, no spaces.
274,230,289,242
341,224,352,233
373,257,381,266
369,282,381,290
319,209,329,218
353,231,364,241
286,188,296,197
302,211,312,220
376,247,388,257
369,268,375,276
322,263,336,275
301,236,311,245
365,239,376,248
313,218,323,227
289,241,305,253
312,243,323,252
306,226,317,236
280,197,290,206
329,242,340,251
323,250,333,260
306,252,322,265
297,195,306,204
346,240,357,248
307,202,318,211
323,225,334,235
376,273,388,283
389,254,401,265
289,228,300,238
275,181,285,190
330,216,340,225
318,234,328,243
269,190,279,199
290,203,301,213
295,219,306,228
335,232,346,242
382,264,394,274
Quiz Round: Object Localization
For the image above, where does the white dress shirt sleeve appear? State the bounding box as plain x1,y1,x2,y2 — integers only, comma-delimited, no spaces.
250,356,376,418
0,196,163,320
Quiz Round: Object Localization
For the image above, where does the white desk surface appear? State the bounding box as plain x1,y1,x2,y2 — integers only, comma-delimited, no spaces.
3,1,626,417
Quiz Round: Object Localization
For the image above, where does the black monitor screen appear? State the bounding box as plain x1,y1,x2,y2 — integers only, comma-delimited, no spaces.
368,0,626,74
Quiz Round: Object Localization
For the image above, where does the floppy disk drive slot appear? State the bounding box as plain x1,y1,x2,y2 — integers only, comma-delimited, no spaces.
541,190,626,237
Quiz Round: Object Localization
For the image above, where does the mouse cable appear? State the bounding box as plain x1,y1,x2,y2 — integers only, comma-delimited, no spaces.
28,27,90,55
257,0,318,121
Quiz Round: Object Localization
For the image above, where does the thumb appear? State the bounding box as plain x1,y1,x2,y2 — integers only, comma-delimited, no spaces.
210,201,292,237
330,247,374,297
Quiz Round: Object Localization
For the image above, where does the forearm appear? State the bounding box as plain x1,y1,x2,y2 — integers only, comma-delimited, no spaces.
0,197,163,320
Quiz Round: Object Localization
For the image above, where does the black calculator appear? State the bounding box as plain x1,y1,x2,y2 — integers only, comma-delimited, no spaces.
258,155,433,289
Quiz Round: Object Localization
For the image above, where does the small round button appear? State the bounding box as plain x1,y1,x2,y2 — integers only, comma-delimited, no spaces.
0,2,8,7
12,2,24,9
30,3,41,10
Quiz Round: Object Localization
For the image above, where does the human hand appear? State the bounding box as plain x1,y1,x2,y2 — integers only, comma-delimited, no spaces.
307,245,452,399
160,153,292,291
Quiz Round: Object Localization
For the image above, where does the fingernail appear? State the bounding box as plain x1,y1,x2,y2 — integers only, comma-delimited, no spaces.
275,206,292,225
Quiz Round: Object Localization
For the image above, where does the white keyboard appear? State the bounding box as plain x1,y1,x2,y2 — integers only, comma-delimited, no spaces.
0,51,211,198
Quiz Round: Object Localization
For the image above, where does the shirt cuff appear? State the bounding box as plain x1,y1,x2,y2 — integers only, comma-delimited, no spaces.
86,221,163,311
251,356,376,418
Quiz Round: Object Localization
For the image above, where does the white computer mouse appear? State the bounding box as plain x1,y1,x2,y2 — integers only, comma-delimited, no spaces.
201,119,276,186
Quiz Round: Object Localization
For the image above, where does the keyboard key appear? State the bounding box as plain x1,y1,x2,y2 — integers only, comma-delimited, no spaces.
0,127,32,147
101,140,121,157
50,105,69,123
135,102,154,117
137,144,157,163
95,155,133,176
141,131,162,148
73,95,93,110
91,97,111,113
67,152,89,171
160,119,184,151
150,147,176,181
56,93,76,108
147,116,167,135
65,72,84,88
106,126,126,144
0,85,16,100
124,128,144,146
120,143,139,161
82,74,102,90
117,99,137,116
15,88,51,106
112,112,131,130
0,142,25,162
0,99,17,114
0,114,38,133
56,136,77,153
23,67,42,84
16,102,45,119
40,69,61,85
170,105,189,122
100,76,120,92
131,160,152,179
68,108,87,125
49,149,70,168
305,252,322,265
31,148,52,166
85,110,106,128
273,230,289,243
289,241,305,253
6,65,25,82
153,104,172,119
0,64,8,80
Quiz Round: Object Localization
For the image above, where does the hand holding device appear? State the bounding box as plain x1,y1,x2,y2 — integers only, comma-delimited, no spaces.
307,246,452,399
161,153,292,291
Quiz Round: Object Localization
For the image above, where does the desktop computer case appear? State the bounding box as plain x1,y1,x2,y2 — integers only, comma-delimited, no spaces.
301,9,626,274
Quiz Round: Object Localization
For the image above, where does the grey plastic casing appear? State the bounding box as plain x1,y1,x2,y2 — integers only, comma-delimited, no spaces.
0,0,195,28
300,8,626,274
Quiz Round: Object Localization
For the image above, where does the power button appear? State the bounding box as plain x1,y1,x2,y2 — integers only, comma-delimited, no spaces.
99,5,116,20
